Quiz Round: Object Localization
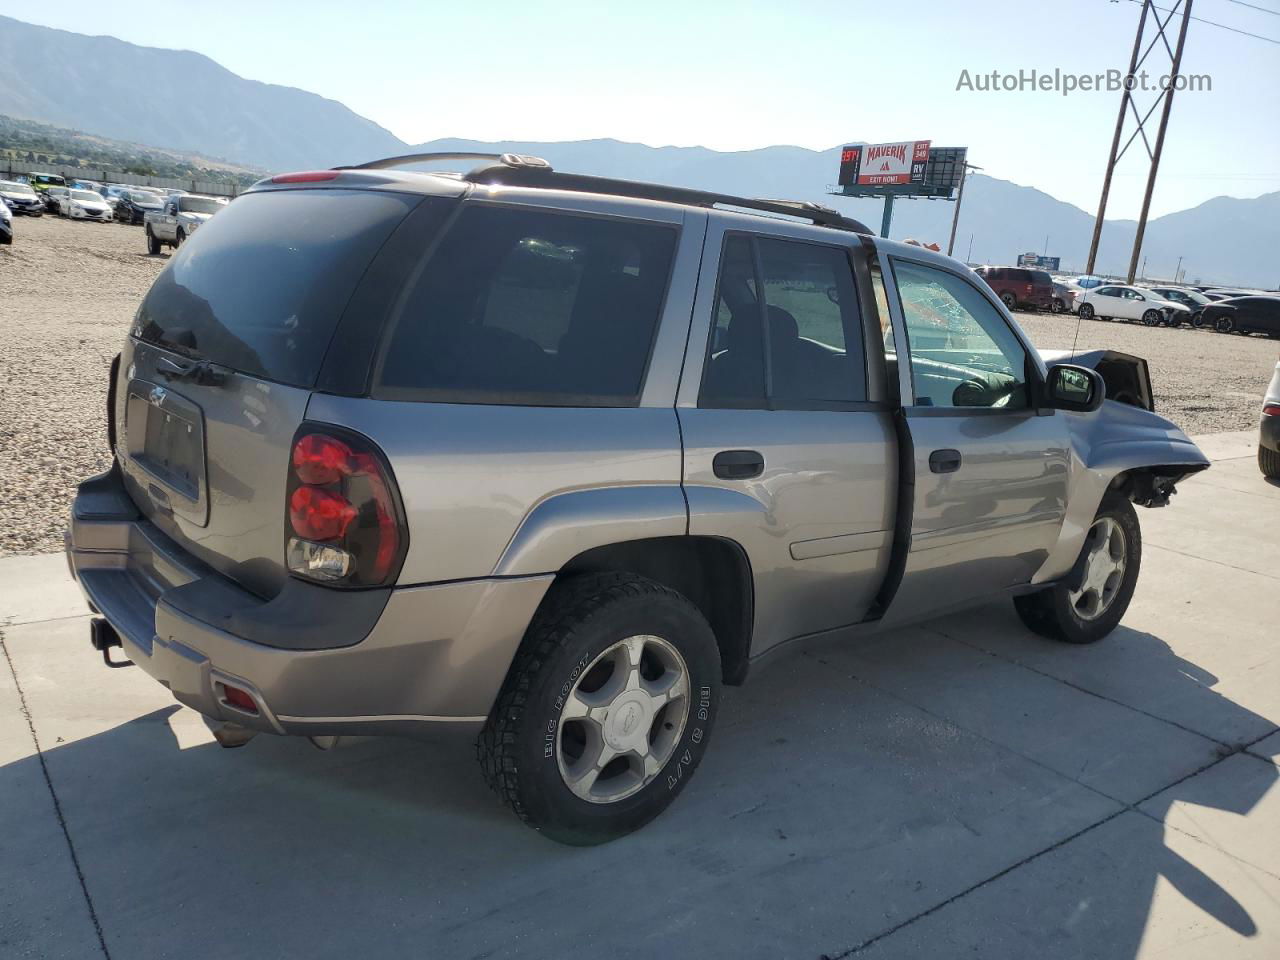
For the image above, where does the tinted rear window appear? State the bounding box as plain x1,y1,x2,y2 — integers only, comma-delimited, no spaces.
134,189,418,387
375,203,677,405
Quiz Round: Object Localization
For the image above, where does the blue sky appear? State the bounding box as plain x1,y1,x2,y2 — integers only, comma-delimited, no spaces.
3,0,1278,218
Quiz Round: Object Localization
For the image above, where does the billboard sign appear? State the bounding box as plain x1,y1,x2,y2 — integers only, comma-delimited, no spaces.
839,140,931,186
1018,253,1061,270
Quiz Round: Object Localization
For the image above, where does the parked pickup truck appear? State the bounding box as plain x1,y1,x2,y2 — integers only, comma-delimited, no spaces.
144,194,227,253
68,154,1210,845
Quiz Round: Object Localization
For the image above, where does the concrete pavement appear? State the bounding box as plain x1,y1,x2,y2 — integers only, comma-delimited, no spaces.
1,431,1277,960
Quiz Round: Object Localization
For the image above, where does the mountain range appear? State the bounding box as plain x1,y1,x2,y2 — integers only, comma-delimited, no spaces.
1,14,1273,286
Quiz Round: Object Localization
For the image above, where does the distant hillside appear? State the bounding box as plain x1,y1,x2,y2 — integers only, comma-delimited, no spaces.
0,113,262,186
1,15,1273,286
0,14,403,170
412,138,1278,287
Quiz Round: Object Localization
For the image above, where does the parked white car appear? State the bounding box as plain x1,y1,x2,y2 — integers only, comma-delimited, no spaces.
1076,284,1191,326
0,196,12,245
65,189,114,222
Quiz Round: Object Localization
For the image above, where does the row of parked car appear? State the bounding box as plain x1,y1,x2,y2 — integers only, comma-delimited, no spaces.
0,172,227,250
973,265,1280,338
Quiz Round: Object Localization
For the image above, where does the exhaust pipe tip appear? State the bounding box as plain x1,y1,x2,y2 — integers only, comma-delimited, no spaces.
212,723,258,749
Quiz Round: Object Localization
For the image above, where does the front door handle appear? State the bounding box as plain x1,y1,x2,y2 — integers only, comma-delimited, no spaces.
929,448,962,474
713,449,764,480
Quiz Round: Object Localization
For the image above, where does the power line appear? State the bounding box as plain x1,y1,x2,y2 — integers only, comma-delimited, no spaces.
1122,0,1280,43
1224,0,1280,16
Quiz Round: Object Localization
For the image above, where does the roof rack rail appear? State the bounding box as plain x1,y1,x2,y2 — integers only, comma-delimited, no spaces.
464,166,872,235
336,152,552,173
338,151,872,235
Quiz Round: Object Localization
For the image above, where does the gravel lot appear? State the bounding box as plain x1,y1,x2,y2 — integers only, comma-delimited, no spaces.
1,215,1276,556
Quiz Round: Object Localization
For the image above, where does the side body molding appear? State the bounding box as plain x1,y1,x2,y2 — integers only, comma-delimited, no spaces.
492,485,689,577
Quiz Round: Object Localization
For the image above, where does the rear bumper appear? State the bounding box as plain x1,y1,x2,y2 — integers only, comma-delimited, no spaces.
1261,412,1280,453
66,467,552,739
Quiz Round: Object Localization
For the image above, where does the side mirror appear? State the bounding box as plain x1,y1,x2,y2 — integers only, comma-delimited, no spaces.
1044,363,1104,413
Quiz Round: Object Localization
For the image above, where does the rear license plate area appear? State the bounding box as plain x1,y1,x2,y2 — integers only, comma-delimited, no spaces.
123,379,209,526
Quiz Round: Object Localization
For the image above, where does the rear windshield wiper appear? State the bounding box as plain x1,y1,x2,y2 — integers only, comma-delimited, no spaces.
156,355,231,387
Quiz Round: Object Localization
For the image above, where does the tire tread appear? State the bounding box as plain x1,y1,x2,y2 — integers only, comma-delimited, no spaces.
476,572,693,827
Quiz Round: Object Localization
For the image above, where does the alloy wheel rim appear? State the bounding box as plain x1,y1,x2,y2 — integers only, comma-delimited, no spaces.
1068,517,1127,621
556,635,690,804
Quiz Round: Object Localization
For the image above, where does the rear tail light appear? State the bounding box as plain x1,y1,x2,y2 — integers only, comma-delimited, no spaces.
285,426,407,587
1264,405,1280,417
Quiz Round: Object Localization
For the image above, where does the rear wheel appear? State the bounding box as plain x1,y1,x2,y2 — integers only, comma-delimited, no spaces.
1261,445,1280,480
1014,495,1141,644
145,227,160,255
478,573,721,845
1079,303,1095,321
1215,315,1236,334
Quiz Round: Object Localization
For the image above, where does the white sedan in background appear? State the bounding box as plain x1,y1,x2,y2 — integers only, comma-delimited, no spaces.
1076,284,1192,327
64,189,114,223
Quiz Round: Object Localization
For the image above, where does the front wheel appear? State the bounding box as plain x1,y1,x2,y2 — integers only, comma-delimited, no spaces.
145,227,161,255
1142,309,1161,326
1078,303,1095,321
478,573,721,845
1000,292,1017,312
175,228,186,248
1014,495,1141,644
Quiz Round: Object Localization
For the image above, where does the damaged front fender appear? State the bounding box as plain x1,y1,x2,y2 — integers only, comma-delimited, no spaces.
1031,385,1209,585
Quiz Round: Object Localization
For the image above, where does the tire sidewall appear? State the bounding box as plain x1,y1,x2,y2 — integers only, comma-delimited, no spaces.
1054,496,1143,643
512,588,721,843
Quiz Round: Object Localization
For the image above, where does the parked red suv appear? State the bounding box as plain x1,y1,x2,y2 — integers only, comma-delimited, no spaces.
973,266,1054,312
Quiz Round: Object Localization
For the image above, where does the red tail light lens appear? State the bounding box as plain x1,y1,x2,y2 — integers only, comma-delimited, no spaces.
285,426,407,587
290,486,357,541
292,433,353,485
1264,405,1280,417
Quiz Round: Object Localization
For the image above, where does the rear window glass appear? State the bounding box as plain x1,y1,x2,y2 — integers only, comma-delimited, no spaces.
375,204,677,405
134,189,419,388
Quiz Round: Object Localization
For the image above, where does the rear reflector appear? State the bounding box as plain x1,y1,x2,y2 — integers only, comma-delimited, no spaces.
221,684,258,714
270,171,342,183
1264,405,1280,417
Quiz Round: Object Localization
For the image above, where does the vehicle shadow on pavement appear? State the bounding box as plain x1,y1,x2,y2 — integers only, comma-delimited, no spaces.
3,609,1277,960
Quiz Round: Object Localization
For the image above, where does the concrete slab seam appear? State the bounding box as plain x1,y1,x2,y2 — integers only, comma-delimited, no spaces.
818,727,1266,958
802,650,1129,806
1145,542,1280,582
0,630,113,960
934,627,1233,748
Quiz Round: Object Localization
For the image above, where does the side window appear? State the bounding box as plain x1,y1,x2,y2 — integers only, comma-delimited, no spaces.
699,234,867,409
757,238,865,404
892,259,1030,410
376,204,677,405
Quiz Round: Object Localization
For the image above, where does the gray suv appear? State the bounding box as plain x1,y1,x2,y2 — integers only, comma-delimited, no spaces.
66,153,1210,844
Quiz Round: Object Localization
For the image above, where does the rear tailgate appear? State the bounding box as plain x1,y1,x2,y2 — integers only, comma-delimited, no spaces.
115,185,432,598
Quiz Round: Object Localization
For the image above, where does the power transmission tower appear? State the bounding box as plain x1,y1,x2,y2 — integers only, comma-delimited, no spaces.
1086,0,1194,282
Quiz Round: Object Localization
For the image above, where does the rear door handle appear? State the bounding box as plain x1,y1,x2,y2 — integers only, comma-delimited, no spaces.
929,448,962,474
713,450,764,480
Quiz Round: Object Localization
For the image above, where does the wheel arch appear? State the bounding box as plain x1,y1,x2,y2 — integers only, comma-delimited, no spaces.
553,536,755,686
